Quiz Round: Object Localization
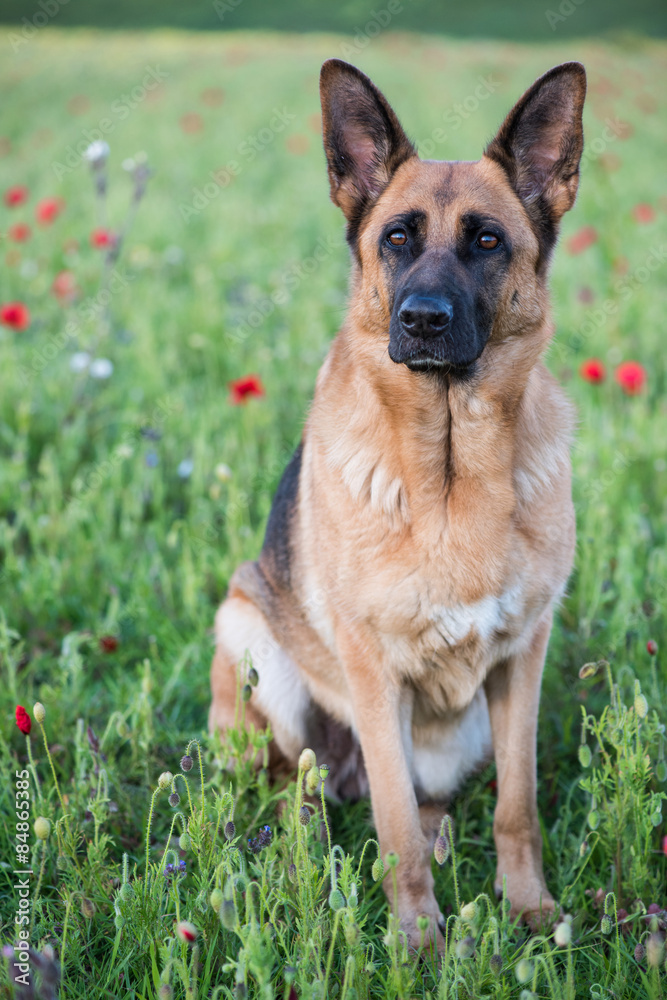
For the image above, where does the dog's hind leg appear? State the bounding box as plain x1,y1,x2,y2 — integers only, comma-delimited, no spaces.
209,581,312,766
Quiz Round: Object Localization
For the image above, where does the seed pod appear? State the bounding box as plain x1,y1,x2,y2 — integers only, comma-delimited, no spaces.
371,857,384,882
34,817,51,840
224,820,236,840
460,901,477,922
120,882,134,901
158,771,173,790
329,888,346,911
299,805,311,826
386,851,399,869
169,792,180,807
319,764,330,782
434,834,450,866
33,702,46,724
220,899,236,930
210,888,224,910
305,765,320,795
298,748,316,772
180,754,194,772
489,954,503,976
578,744,592,768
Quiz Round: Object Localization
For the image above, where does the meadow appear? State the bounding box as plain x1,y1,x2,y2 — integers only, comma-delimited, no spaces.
0,24,666,1000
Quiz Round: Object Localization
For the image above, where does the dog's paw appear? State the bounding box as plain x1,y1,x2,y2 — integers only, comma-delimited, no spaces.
495,876,556,930
398,899,446,955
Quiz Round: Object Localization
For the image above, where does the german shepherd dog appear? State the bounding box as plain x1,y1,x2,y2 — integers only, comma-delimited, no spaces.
210,58,586,949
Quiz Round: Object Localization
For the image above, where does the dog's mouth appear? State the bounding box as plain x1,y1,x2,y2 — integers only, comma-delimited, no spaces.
393,348,476,378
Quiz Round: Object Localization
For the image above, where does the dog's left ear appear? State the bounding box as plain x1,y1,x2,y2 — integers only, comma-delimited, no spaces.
320,59,416,226
485,62,586,235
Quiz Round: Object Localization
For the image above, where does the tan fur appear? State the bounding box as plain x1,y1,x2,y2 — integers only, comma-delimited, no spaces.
210,64,583,951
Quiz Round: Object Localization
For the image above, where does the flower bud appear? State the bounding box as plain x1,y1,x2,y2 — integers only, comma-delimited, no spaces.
601,915,612,934
579,840,589,857
554,921,572,947
647,639,658,656
434,834,450,865
578,662,599,680
490,954,503,976
248,667,259,687
288,863,297,883
344,921,360,947
515,958,533,983
371,857,384,882
456,936,475,959
34,817,51,840
179,832,191,851
305,765,320,795
56,854,69,870
158,986,174,1000
210,888,224,910
587,809,600,830
635,693,649,719
119,882,134,901
176,920,198,944
578,744,592,768
656,760,667,782
634,942,646,962
386,851,399,869
80,897,96,919
460,901,477,922
224,820,236,840
33,702,46,724
114,914,125,930
220,899,236,930
169,792,180,807
158,771,173,790
347,882,358,909
328,888,345,911
647,933,665,967
241,684,252,703
180,755,194,772
416,914,430,933
298,805,311,826
298,748,316,772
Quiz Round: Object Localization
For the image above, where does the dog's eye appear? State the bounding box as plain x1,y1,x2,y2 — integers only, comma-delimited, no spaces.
387,229,408,247
477,232,500,250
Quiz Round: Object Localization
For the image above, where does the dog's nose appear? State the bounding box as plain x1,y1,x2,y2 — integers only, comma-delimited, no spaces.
398,295,453,339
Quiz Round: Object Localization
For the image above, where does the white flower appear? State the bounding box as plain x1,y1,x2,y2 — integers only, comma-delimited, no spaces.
89,358,114,379
177,458,194,479
84,141,110,166
214,463,232,482
70,351,91,372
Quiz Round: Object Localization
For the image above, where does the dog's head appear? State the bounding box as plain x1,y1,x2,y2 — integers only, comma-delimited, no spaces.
320,59,586,375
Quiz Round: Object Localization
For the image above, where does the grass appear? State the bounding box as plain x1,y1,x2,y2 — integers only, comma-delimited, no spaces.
0,25,666,1000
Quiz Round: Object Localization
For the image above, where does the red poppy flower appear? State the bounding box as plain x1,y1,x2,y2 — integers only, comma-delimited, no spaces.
566,226,598,255
99,635,119,653
579,358,606,384
664,835,667,858
632,203,655,225
4,185,28,207
51,270,79,303
615,361,646,395
180,113,203,135
0,301,30,330
229,374,265,405
8,223,31,243
36,197,64,225
647,639,658,656
90,228,115,249
15,705,31,735
176,920,198,943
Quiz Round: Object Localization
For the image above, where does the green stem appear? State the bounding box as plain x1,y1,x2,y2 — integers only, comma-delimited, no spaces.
30,840,48,934
446,816,461,913
25,735,42,802
322,909,342,997
144,786,161,897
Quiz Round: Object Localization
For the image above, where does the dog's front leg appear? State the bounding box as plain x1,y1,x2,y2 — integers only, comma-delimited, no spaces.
336,631,444,951
484,612,555,927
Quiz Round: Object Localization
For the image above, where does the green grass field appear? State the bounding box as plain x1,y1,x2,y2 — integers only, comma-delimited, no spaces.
0,25,666,1000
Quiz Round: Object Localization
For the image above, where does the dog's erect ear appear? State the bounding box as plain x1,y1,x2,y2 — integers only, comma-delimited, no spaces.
320,59,416,228
485,62,586,251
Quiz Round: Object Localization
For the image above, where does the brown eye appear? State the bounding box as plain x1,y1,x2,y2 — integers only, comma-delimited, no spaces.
387,229,407,246
477,232,500,250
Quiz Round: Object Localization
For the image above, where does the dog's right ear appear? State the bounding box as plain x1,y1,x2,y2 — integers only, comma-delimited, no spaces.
320,59,415,228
